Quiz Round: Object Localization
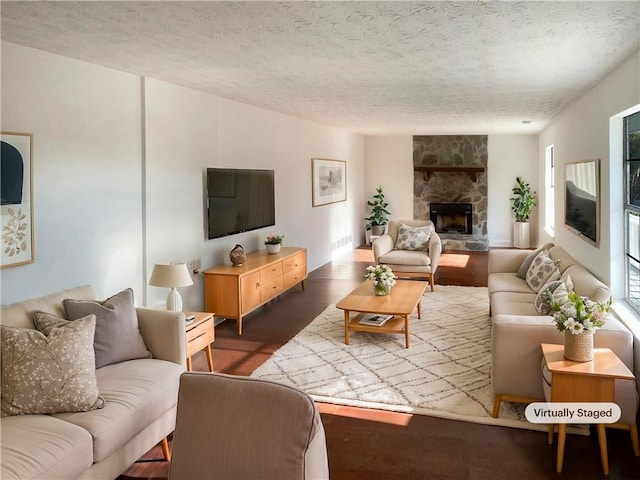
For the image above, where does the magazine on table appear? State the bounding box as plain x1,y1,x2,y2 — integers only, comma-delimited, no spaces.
359,313,393,327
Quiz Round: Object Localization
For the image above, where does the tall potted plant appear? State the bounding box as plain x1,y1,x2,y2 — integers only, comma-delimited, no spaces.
365,185,391,236
510,177,537,248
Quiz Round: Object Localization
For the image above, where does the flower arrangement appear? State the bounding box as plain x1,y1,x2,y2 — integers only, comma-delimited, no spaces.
548,291,611,335
265,234,284,245
365,264,397,289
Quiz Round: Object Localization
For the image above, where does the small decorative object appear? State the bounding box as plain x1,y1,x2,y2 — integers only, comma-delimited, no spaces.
365,185,391,236
549,291,611,362
265,234,284,254
364,264,397,296
229,244,246,266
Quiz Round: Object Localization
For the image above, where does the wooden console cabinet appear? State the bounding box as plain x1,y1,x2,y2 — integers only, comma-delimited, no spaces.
203,247,307,335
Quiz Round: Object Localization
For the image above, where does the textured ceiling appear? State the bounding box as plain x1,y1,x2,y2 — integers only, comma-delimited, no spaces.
1,1,639,135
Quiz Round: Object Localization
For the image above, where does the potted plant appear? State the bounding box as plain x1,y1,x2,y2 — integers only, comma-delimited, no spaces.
510,177,537,248
265,234,284,254
365,185,391,236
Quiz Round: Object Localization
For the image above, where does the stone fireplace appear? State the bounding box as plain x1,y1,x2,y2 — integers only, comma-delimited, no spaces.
413,135,488,251
430,203,473,235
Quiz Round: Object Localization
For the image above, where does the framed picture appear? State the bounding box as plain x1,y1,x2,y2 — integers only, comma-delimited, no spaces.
565,159,599,247
1,132,34,268
312,158,347,207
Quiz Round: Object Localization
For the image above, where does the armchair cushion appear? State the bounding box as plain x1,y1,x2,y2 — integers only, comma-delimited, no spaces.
394,223,434,251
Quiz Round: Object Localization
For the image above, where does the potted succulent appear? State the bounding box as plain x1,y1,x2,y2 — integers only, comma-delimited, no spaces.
365,185,391,236
265,234,284,254
510,177,537,248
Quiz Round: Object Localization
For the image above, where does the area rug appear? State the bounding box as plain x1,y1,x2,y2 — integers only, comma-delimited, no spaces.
251,285,583,433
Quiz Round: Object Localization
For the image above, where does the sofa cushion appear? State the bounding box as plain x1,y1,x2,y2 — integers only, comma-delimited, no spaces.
515,243,554,279
394,224,433,251
534,275,574,315
488,273,534,296
525,250,560,292
1,315,104,417
0,414,93,480
63,288,151,368
490,292,539,317
53,358,183,462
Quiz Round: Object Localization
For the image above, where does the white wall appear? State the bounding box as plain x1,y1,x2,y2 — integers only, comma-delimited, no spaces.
1,43,365,308
487,135,539,247
1,43,144,303
539,50,640,287
364,134,539,247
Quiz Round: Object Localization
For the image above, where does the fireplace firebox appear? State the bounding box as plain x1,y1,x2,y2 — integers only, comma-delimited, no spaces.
429,203,473,235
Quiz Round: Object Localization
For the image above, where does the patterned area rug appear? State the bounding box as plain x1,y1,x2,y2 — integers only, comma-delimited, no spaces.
251,285,568,432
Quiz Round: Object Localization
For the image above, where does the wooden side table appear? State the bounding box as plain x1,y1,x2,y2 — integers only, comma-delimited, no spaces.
541,343,634,475
185,311,215,372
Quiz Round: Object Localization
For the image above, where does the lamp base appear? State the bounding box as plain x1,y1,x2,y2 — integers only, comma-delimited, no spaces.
166,288,183,312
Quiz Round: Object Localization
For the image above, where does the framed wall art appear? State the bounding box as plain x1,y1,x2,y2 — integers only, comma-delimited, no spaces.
312,158,347,207
1,132,34,268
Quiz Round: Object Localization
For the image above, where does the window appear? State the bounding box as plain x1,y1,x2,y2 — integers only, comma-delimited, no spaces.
624,111,640,312
544,144,555,235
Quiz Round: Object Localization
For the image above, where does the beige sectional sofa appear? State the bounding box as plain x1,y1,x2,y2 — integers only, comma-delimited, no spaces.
489,245,639,451
0,286,186,479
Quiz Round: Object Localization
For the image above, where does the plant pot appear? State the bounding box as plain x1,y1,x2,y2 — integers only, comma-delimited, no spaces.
265,243,281,254
564,331,593,362
371,224,386,236
513,222,530,249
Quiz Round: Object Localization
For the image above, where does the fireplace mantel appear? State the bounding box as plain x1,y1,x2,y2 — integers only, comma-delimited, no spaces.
414,166,485,182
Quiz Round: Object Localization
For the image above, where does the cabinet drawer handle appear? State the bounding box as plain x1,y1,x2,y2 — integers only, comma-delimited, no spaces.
256,282,260,289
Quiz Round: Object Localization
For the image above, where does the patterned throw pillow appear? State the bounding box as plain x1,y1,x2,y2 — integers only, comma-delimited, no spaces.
526,250,560,293
394,224,434,251
1,314,105,417
534,275,574,315
63,288,152,369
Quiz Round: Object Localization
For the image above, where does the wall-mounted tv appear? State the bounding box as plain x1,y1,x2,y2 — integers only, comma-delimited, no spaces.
206,168,275,240
565,159,600,246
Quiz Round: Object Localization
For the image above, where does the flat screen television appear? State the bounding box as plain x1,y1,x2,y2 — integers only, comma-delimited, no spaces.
206,168,275,240
564,159,599,246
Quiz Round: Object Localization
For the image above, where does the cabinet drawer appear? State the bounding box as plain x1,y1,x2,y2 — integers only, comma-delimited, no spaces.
283,252,306,273
283,265,306,289
186,320,214,356
260,277,284,302
260,262,283,283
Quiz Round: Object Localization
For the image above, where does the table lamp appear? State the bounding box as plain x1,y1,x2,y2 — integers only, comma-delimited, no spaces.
149,263,193,312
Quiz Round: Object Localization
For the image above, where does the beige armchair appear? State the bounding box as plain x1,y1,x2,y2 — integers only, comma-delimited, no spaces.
168,372,329,480
372,220,442,291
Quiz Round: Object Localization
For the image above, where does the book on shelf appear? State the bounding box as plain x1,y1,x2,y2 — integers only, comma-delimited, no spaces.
359,314,393,327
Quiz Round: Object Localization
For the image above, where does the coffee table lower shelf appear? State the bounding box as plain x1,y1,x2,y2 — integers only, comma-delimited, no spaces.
345,313,409,347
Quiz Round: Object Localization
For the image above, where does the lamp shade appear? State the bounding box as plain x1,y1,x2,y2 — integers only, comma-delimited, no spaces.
149,263,193,288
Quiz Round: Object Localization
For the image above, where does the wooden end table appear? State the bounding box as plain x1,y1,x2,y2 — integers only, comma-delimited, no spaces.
541,343,634,475
185,311,215,372
336,279,428,348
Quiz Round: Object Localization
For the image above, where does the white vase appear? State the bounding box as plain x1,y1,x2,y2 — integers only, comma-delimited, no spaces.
265,243,281,254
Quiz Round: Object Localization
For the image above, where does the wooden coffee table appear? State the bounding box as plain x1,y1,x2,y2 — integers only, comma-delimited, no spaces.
336,279,428,348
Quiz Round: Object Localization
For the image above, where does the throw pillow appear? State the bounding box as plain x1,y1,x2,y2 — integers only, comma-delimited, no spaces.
516,243,554,280
1,315,105,417
525,250,560,293
63,288,151,369
394,224,434,251
533,275,574,315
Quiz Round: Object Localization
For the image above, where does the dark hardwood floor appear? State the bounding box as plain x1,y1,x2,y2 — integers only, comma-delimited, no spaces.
120,247,640,480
